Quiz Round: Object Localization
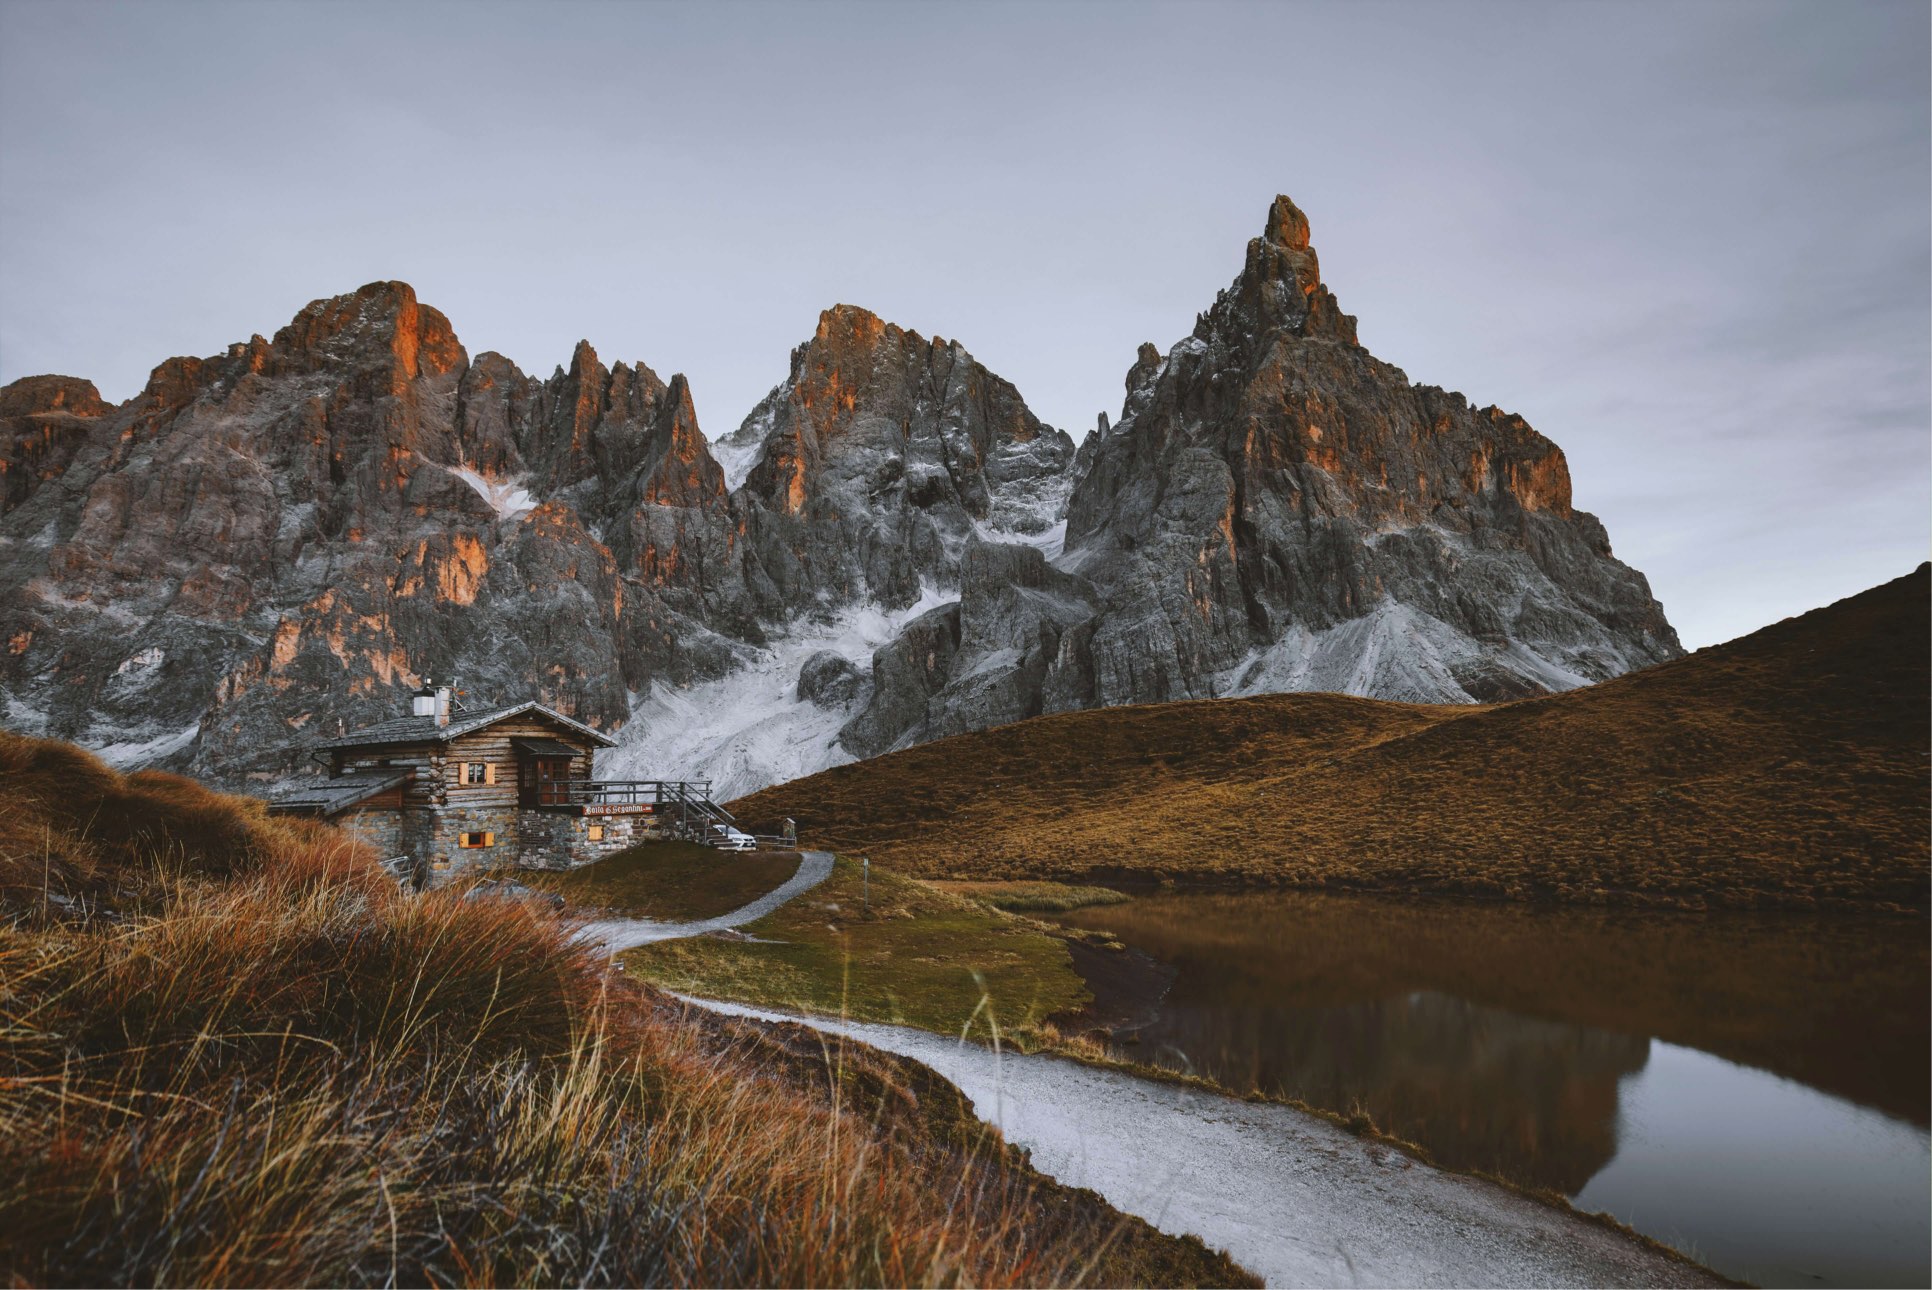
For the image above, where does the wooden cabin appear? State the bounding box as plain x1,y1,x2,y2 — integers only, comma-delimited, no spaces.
270,684,651,886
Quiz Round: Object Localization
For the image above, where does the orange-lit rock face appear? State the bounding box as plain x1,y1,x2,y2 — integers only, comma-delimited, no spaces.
0,375,112,514
1266,193,1313,249
438,535,490,604
0,278,731,783
394,534,491,606
1504,448,1574,516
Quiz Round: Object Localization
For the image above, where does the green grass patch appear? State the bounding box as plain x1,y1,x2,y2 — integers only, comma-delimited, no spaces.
621,856,1090,1043
525,841,799,921
936,880,1132,913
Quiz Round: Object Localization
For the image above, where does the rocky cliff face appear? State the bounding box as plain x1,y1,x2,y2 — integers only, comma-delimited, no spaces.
0,282,740,781
1,197,1678,795
1069,196,1677,704
718,304,1076,613
2,376,112,515
833,197,1679,759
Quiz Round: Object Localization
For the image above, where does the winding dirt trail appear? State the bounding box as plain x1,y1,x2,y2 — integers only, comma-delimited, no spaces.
574,849,834,954
686,999,1722,1289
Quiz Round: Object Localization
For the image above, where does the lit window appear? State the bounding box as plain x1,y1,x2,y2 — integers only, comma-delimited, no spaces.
587,824,604,842
459,831,494,848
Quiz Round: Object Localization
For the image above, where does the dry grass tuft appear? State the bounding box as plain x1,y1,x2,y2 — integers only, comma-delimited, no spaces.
938,881,1133,914
0,730,385,919
734,566,1931,912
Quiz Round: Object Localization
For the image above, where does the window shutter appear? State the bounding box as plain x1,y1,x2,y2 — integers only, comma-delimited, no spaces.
484,762,497,785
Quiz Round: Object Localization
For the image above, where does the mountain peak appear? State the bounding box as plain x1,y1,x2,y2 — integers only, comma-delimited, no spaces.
1264,194,1312,250
815,303,891,347
273,280,464,381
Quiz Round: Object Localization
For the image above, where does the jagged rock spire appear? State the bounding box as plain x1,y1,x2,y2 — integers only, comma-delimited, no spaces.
1264,193,1312,249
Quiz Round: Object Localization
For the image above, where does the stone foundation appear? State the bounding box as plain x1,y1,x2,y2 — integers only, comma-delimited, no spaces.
339,805,665,887
513,809,661,871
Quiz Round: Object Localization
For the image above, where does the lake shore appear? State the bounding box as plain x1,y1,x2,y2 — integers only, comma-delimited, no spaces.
684,996,1729,1289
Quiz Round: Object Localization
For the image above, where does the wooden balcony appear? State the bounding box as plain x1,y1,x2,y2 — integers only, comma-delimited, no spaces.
521,778,725,820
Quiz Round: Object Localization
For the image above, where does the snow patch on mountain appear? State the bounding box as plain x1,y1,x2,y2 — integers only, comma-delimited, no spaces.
1219,601,1594,705
600,583,955,801
709,435,764,494
975,517,1069,563
94,721,201,770
443,463,537,522
711,398,778,492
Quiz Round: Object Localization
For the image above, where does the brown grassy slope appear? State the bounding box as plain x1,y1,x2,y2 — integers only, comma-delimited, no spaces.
734,566,1930,911
0,728,369,912
0,734,1252,1288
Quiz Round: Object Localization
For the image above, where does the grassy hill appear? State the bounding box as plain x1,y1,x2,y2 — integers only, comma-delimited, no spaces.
733,566,1930,912
0,732,1251,1287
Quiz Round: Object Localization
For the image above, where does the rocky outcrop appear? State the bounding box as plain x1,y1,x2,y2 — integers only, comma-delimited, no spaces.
796,651,863,707
841,538,1097,757
719,304,1077,615
0,282,741,782
1,376,112,515
1063,196,1674,704
839,196,1679,756
1,197,1679,793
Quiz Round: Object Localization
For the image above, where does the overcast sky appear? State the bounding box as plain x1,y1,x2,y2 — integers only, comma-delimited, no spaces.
1,0,1925,649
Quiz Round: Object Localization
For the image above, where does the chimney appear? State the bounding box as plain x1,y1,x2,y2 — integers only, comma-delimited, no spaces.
435,685,452,728
412,679,438,719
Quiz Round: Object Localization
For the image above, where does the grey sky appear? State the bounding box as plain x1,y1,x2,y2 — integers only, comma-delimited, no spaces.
2,0,1925,650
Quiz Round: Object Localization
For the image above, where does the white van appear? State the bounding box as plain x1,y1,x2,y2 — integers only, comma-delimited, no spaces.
707,824,758,852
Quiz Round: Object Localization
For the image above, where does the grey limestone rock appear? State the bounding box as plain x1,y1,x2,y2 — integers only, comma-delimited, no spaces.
2,196,1679,795
796,650,862,707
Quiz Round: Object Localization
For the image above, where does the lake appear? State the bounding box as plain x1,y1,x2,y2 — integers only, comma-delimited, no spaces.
1053,891,1930,1288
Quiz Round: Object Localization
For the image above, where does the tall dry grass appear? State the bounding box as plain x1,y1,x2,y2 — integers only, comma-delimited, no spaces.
0,733,1251,1287
0,730,378,916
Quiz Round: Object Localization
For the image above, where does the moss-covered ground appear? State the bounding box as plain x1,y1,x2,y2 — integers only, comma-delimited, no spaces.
936,880,1133,913
526,840,799,921
621,856,1090,1044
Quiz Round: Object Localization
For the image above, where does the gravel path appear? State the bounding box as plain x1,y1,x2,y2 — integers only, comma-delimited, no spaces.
575,849,834,954
686,999,1723,1289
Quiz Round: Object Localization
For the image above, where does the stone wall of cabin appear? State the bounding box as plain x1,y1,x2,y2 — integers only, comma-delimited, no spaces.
336,805,405,866
426,804,522,884
513,809,659,871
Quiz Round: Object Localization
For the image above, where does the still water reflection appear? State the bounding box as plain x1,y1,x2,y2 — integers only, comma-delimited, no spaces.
1055,891,1930,1288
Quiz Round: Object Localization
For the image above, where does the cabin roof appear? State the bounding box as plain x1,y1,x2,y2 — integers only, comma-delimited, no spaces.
318,701,617,751
267,767,413,817
512,736,584,758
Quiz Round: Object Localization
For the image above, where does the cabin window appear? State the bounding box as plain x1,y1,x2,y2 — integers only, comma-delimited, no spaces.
586,824,604,842
458,831,494,848
465,762,496,785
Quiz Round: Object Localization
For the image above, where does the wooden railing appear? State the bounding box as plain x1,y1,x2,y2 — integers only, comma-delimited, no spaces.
526,780,738,837
526,778,717,807
529,776,710,807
